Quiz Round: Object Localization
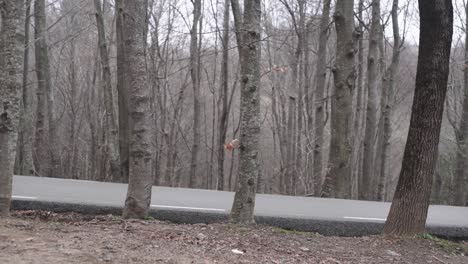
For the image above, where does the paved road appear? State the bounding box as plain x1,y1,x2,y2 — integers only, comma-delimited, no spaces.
11,175,468,238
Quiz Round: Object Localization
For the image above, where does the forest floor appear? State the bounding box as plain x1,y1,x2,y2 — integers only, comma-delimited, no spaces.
0,211,467,264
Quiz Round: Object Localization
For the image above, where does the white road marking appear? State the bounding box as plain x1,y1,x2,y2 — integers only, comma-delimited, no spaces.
12,195,38,200
344,216,386,221
151,204,226,212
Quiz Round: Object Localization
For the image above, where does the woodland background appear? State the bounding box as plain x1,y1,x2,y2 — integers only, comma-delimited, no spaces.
12,0,468,205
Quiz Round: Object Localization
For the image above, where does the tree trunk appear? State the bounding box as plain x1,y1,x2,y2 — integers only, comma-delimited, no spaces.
377,0,401,202
312,0,331,195
0,0,25,216
230,0,242,52
230,0,261,224
217,0,230,191
122,0,153,219
294,0,306,196
34,0,55,177
94,0,120,181
115,0,129,183
453,2,468,207
321,0,356,199
383,0,453,236
66,13,78,179
360,0,381,201
189,0,202,189
352,0,365,199
15,0,34,176
285,96,296,194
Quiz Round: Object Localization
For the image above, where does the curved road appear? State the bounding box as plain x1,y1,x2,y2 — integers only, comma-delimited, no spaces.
11,175,468,238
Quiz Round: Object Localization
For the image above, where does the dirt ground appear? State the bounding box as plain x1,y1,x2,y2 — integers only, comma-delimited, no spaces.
0,211,467,264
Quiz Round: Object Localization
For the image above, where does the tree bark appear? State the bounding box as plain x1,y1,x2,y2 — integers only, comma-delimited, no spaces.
230,0,261,224
352,0,365,199
294,0,306,195
0,0,25,216
65,12,78,179
34,0,56,177
115,0,129,183
312,0,331,195
94,0,120,181
217,0,230,191
360,0,381,201
15,0,33,176
321,0,356,199
383,0,453,236
122,0,153,219
285,96,296,194
453,2,468,207
377,0,401,202
189,0,202,189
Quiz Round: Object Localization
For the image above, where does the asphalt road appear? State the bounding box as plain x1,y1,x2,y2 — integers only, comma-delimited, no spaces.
11,175,468,238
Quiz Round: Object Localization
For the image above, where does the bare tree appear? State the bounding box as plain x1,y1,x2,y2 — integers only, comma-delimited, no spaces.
122,0,153,219
15,0,34,176
377,0,402,201
116,0,129,183
189,0,202,188
453,1,468,206
360,0,381,201
217,0,230,191
312,0,331,195
34,0,54,177
352,0,365,199
0,0,25,216
321,0,356,199
230,0,261,224
383,0,453,236
93,0,120,180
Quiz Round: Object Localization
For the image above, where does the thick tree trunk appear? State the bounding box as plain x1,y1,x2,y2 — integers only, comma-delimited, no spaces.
217,0,230,191
115,0,129,183
321,0,356,199
453,2,468,207
377,0,401,202
383,0,453,236
189,0,202,189
0,0,25,216
312,0,331,195
230,0,261,224
360,0,381,201
94,0,120,181
122,0,153,219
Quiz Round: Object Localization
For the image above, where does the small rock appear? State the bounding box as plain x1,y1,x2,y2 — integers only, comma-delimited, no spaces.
299,247,310,252
196,233,207,240
386,250,401,257
25,237,34,242
103,254,112,262
232,249,245,255
324,257,341,264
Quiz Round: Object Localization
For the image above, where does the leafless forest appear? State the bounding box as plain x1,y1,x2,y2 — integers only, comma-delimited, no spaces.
3,0,465,206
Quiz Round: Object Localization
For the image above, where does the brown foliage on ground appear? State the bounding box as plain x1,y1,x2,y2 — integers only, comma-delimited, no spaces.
0,211,467,263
